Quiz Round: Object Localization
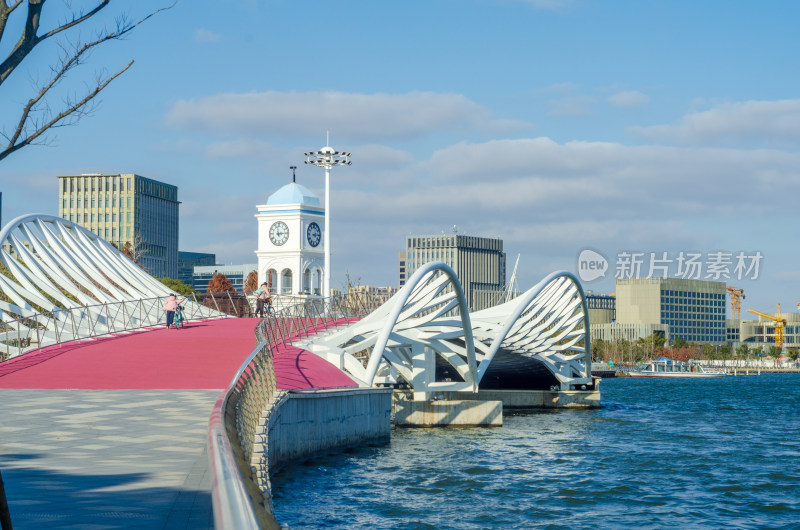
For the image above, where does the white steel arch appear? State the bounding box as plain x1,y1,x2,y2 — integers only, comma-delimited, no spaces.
364,262,477,389
297,262,592,395
472,270,592,388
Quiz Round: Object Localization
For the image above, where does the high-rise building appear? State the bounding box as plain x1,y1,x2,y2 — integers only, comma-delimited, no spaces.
398,251,407,286
178,251,216,287
58,173,180,279
403,233,506,311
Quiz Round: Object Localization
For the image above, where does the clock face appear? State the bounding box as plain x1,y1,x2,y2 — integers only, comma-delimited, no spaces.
269,221,289,246
307,222,321,247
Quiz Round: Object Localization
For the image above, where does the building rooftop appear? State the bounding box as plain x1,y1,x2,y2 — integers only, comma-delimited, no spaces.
267,182,321,207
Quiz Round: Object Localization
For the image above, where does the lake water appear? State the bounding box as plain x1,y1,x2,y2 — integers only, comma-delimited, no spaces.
271,374,800,528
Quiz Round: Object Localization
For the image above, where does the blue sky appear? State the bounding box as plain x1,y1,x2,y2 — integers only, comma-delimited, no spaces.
1,0,799,315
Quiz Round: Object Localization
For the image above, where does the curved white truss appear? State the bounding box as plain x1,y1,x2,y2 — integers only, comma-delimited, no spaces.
472,270,592,388
299,262,478,391
0,214,217,357
297,262,592,394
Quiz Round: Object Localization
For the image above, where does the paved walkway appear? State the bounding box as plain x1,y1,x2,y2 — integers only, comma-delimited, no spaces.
1,389,218,529
0,317,355,529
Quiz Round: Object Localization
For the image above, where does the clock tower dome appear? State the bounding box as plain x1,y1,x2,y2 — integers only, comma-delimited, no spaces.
255,178,324,297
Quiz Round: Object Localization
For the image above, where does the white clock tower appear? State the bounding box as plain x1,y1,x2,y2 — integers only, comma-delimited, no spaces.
255,178,325,297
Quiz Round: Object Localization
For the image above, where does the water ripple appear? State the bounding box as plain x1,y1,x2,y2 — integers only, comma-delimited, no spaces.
272,373,800,528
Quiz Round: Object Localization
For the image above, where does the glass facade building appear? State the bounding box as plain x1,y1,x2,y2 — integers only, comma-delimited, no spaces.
177,251,216,287
616,277,727,344
58,173,180,279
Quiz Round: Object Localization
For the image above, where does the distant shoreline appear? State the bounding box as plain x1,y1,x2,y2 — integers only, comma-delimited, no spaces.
599,368,800,377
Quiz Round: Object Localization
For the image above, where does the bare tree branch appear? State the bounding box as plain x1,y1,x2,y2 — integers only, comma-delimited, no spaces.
1,60,132,162
9,28,127,145
0,1,177,163
0,0,112,85
0,1,25,45
39,0,111,40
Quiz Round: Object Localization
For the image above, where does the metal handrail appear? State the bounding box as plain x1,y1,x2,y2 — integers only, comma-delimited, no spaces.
207,292,387,529
0,294,228,361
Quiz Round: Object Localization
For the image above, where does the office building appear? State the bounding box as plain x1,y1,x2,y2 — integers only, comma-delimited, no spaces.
404,233,506,311
726,319,741,342
615,277,727,344
398,251,407,287
739,312,800,350
348,285,400,306
586,292,616,325
192,264,257,295
178,251,216,287
58,173,179,278
591,322,670,343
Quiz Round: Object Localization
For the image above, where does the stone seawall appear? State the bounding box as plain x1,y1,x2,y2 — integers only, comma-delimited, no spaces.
267,387,393,473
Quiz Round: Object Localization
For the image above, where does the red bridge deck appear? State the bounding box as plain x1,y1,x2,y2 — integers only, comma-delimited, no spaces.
0,318,356,390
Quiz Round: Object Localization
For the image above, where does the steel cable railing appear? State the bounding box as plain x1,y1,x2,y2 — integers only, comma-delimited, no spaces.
0,293,228,361
207,292,387,529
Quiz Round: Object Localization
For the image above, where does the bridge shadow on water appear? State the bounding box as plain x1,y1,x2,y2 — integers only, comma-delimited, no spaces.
0,452,213,529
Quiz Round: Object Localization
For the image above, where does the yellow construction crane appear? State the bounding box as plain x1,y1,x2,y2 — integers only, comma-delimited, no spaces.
747,304,787,349
727,286,745,320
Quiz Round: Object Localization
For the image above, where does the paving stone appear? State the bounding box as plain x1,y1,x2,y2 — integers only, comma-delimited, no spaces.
0,389,217,529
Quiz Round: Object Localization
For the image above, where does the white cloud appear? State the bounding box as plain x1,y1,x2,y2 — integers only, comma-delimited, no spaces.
608,90,649,108
335,137,800,231
354,144,415,170
175,133,800,302
546,96,596,117
195,29,221,43
629,99,800,146
314,137,799,291
165,91,529,140
204,139,281,159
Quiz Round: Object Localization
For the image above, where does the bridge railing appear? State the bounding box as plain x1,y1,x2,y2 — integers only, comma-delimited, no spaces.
207,292,386,529
0,293,227,361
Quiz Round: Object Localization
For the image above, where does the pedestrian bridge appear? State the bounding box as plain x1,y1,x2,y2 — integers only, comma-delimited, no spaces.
0,316,357,527
0,214,596,528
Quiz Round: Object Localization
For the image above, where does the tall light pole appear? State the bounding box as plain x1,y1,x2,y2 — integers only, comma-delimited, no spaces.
304,139,351,301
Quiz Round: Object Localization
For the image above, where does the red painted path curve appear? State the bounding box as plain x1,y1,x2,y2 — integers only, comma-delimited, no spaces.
0,318,356,390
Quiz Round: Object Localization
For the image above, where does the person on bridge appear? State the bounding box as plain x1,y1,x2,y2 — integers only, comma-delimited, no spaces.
254,283,273,318
163,293,186,329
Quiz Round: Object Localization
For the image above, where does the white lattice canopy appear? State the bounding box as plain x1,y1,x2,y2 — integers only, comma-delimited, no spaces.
0,214,215,358
297,262,593,394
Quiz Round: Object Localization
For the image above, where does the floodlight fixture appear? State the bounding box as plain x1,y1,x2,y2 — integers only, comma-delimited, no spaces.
304,146,352,170
303,133,352,302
